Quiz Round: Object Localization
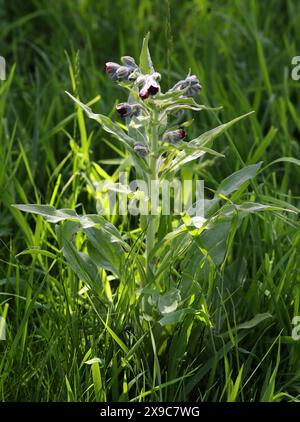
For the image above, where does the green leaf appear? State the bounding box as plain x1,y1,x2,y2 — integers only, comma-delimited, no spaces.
139,32,154,74
157,288,181,314
61,236,101,289
66,92,149,176
15,204,130,277
65,92,134,146
165,146,223,175
91,361,104,401
217,163,262,197
264,156,300,169
86,227,124,276
166,102,220,114
13,204,129,248
159,309,195,326
12,204,77,223
85,358,103,365
165,112,254,175
200,218,232,265
218,202,297,218
188,111,254,149
237,313,272,330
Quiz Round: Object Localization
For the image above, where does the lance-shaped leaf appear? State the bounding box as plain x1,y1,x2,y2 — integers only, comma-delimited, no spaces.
197,200,296,265
12,204,77,223
160,97,221,113
66,92,149,175
164,111,254,176
86,228,124,276
236,313,272,330
139,32,154,74
204,163,263,214
164,146,224,176
215,202,297,218
66,92,134,145
188,111,254,149
12,204,130,250
62,238,101,288
56,221,101,289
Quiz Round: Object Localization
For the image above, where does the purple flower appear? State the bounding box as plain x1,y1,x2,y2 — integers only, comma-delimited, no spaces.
139,75,160,100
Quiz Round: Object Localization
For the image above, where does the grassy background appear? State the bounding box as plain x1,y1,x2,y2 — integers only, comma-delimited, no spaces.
0,0,300,401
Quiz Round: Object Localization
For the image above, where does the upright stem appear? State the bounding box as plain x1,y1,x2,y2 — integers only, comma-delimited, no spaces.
146,110,159,278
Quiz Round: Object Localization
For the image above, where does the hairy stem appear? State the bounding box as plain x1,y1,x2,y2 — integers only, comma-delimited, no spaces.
146,110,159,277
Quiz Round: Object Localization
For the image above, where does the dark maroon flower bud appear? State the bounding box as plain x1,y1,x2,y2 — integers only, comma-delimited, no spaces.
116,103,132,117
163,128,186,144
116,103,141,118
178,128,186,139
134,142,148,157
178,127,186,139
170,74,202,97
104,62,120,81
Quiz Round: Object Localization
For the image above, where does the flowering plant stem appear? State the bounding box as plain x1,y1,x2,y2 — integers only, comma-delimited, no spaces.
146,109,159,277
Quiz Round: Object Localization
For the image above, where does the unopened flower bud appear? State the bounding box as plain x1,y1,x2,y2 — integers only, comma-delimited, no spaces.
170,74,202,97
163,128,186,144
104,62,120,81
116,103,141,118
121,56,137,68
116,66,132,80
116,103,132,117
134,142,148,157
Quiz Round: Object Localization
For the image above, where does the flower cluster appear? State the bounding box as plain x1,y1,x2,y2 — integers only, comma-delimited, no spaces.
104,52,201,157
105,56,162,101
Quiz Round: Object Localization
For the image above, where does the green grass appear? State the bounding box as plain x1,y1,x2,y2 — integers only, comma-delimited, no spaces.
0,0,300,402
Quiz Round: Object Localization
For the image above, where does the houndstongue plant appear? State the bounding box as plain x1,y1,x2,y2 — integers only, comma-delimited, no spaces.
13,35,281,325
